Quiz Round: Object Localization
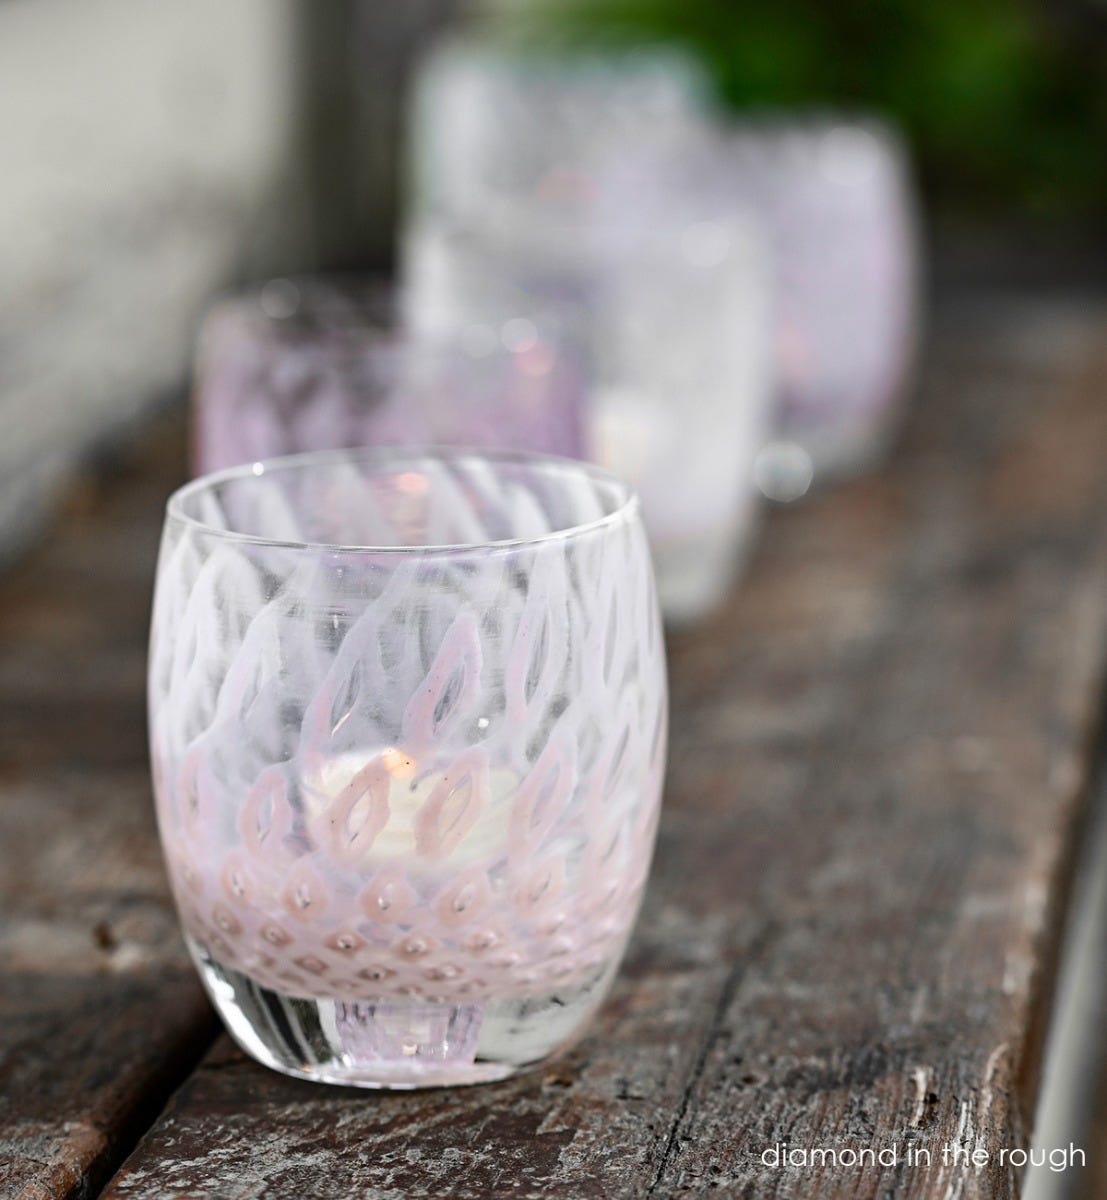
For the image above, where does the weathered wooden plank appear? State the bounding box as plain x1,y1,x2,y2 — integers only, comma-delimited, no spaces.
644,303,1107,1199
1091,1094,1107,1200
1069,782,1107,1200
1018,743,1107,1200
0,417,220,1200
98,295,1107,1200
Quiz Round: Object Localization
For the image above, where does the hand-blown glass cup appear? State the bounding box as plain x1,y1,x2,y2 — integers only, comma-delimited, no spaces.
405,43,773,624
404,199,772,627
148,448,668,1088
192,277,585,476
725,116,921,486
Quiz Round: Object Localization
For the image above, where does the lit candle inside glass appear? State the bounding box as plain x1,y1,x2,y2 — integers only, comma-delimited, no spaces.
302,748,520,877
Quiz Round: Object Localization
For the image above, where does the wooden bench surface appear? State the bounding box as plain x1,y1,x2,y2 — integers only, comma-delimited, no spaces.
2,291,1106,1199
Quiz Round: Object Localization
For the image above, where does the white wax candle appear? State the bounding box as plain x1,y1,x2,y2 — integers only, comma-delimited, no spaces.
303,748,518,874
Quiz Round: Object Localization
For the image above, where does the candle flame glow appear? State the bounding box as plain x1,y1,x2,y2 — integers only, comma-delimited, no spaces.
396,472,427,496
381,747,417,780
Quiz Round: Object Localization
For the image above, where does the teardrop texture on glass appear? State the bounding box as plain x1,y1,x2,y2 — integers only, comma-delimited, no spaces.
314,757,392,866
359,865,419,925
237,766,295,862
508,734,576,862
413,747,489,859
402,613,483,748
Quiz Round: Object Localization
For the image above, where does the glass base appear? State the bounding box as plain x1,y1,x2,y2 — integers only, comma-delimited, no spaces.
188,936,617,1089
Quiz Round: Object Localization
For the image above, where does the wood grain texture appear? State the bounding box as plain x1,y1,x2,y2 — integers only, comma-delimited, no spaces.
87,295,1107,1200
1091,1088,1107,1200
3,295,1104,1199
0,418,219,1200
1081,846,1107,1200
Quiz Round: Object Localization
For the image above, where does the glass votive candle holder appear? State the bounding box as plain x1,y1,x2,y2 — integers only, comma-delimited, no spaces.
191,277,585,476
408,35,709,226
403,196,774,625
726,116,921,487
149,447,668,1088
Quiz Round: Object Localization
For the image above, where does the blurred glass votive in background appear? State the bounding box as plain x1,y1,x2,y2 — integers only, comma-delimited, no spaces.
191,277,585,476
725,117,921,488
406,41,773,623
408,37,709,228
404,203,772,625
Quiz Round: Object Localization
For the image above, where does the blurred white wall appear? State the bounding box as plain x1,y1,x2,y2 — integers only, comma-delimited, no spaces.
0,0,301,556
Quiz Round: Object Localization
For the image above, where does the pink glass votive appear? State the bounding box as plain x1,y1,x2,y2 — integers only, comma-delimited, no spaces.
149,448,667,1088
191,278,585,475
727,117,921,489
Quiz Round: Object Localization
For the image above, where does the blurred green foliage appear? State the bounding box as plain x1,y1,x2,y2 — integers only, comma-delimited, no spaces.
499,0,1107,220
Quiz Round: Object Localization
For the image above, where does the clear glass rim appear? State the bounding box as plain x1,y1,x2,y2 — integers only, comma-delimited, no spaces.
167,445,640,556
202,273,572,364
417,205,762,263
202,274,392,340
